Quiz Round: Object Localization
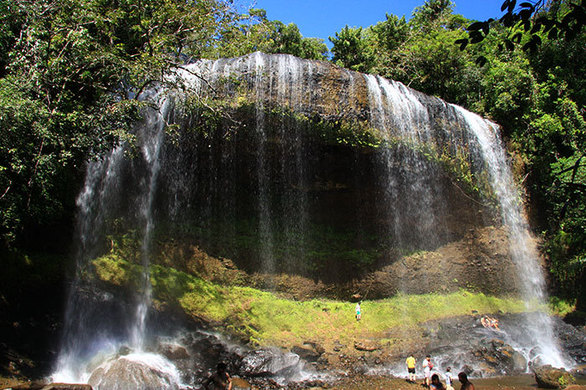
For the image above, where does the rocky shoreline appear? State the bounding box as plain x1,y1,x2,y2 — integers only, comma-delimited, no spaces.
2,311,585,390
3,373,586,390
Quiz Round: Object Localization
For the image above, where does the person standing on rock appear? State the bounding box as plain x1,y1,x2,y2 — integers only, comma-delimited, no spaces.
202,362,232,390
444,367,455,390
422,355,433,388
405,353,416,383
458,372,475,390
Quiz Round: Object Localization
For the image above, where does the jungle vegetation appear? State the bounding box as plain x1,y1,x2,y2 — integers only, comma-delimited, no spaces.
0,0,583,308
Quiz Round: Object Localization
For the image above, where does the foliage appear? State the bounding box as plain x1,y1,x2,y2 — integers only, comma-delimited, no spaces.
460,0,585,57
209,8,328,60
0,1,331,249
327,0,585,309
329,26,374,72
329,0,482,107
410,0,458,30
0,0,239,247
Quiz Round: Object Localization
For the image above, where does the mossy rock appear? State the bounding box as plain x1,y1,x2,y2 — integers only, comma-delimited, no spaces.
533,365,575,389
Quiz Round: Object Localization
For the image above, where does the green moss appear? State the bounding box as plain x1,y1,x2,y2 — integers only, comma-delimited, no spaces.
92,253,142,288
548,296,576,317
92,255,548,348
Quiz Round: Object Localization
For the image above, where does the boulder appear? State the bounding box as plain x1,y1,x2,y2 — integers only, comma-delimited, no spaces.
231,377,253,390
533,364,575,389
3,384,92,390
87,353,183,390
353,341,379,352
291,342,324,362
158,343,190,360
240,348,301,377
469,338,527,375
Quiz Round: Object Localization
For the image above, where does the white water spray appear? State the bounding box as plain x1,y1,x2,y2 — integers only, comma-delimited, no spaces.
53,92,181,384
453,106,570,368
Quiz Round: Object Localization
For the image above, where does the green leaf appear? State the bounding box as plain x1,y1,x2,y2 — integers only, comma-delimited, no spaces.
455,38,468,50
467,22,484,31
475,56,487,67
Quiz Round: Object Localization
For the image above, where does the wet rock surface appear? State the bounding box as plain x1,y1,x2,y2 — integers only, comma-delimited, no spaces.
166,314,584,387
3,312,584,389
533,364,575,389
240,348,301,377
377,313,586,378
87,354,182,390
0,381,92,390
292,343,323,363
555,318,586,364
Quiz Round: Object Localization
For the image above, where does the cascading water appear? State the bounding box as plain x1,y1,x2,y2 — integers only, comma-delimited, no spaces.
54,52,572,387
53,90,185,387
365,74,445,251
129,95,169,350
452,106,570,368
363,74,569,368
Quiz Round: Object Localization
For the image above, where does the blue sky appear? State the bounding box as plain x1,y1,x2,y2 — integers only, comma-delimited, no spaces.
245,0,506,47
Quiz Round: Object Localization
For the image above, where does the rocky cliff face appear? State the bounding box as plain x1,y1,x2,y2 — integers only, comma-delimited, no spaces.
116,51,523,297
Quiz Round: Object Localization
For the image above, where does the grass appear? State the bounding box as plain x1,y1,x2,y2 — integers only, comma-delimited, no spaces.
92,255,555,350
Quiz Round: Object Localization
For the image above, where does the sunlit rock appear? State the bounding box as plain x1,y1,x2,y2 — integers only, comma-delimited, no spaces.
87,353,183,390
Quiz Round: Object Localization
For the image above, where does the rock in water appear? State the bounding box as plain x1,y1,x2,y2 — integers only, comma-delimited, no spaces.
533,364,575,389
240,348,301,377
87,353,183,390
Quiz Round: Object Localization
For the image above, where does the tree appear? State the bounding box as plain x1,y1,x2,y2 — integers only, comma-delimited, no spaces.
458,0,585,62
411,0,456,30
0,0,235,247
209,9,328,60
329,26,374,72
370,14,409,53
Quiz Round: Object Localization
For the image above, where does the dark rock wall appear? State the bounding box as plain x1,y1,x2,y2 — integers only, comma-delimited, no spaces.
90,52,515,292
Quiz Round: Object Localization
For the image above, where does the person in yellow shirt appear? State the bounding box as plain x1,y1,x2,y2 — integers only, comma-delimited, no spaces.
406,354,416,383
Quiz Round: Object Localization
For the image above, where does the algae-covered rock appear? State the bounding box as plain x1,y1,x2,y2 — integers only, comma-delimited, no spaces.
533,364,575,389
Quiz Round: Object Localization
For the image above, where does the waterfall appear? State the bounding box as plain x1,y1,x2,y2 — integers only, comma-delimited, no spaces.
129,95,169,350
365,74,444,251
365,75,570,367
53,90,178,384
452,106,569,368
362,71,569,367
252,52,275,276
54,52,571,385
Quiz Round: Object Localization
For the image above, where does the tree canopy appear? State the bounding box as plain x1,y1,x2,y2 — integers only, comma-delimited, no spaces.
0,0,236,247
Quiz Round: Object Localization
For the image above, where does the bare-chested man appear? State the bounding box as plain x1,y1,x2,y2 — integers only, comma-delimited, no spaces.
458,372,475,390
203,362,232,390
